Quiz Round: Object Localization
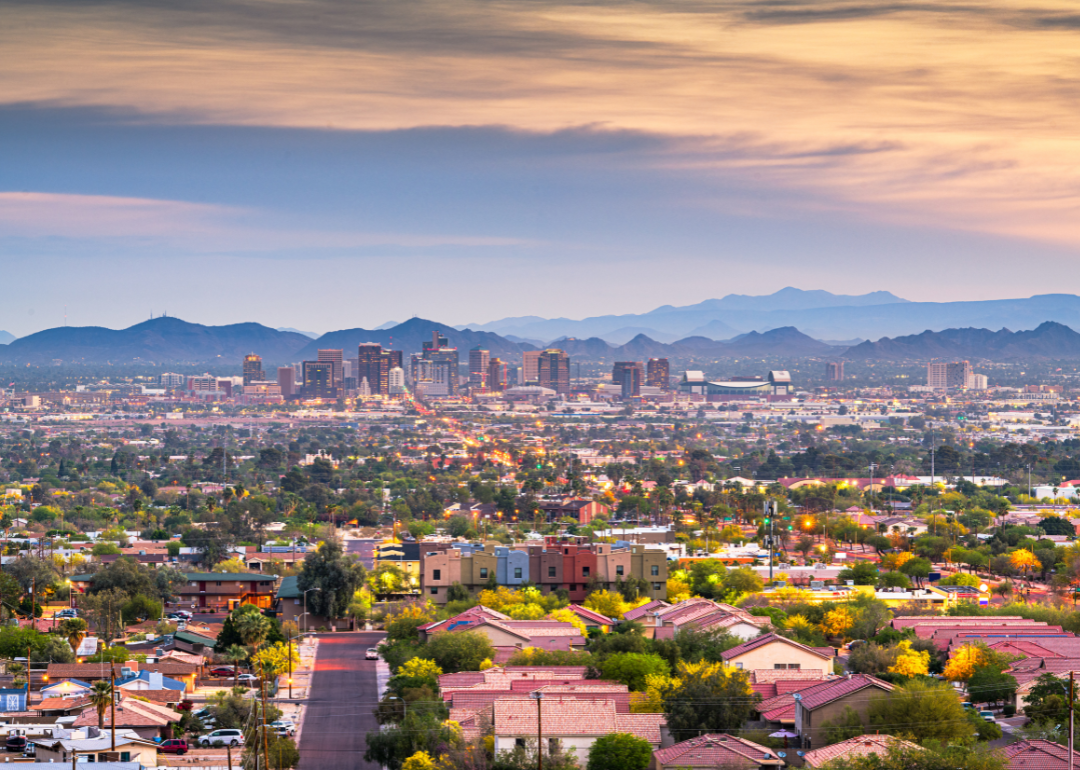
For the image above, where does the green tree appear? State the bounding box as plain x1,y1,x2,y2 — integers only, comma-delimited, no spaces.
420,630,494,673
598,652,670,692
868,680,974,742
816,743,1006,770
899,557,932,588
223,644,249,689
364,711,460,770
838,561,879,586
968,663,1017,706
120,594,162,624
819,705,866,744
586,732,652,770
298,538,366,620
57,617,88,653
663,661,760,741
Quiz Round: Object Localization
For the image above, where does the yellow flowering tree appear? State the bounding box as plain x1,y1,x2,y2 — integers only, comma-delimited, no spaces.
506,603,546,620
667,576,692,603
583,589,628,620
629,672,679,713
943,643,988,682
1010,549,1040,576
888,640,930,677
478,658,494,670
881,551,914,571
822,608,854,638
401,750,438,770
251,641,301,677
397,658,443,679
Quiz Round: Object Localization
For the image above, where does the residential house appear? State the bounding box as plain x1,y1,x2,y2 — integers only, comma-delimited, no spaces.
486,696,665,764
1001,740,1080,770
652,734,784,770
648,599,770,642
115,670,187,697
31,696,91,719
176,572,278,611
721,633,834,676
375,541,422,589
33,728,159,765
172,629,218,655
803,734,921,767
793,674,895,748
47,660,199,695
536,497,610,525
72,694,183,740
564,605,614,633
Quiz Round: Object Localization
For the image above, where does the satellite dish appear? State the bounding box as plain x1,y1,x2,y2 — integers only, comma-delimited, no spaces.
778,752,787,758
797,751,806,757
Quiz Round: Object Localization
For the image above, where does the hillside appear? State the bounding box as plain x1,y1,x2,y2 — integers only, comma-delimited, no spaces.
0,317,310,365
843,321,1080,360
296,318,530,362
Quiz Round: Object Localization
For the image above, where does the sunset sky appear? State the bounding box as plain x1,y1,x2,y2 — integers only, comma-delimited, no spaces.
4,0,1080,336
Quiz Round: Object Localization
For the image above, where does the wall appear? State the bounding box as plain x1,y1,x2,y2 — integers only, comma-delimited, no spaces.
726,641,831,676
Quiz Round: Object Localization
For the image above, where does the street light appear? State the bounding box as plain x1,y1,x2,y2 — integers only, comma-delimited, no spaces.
302,587,321,635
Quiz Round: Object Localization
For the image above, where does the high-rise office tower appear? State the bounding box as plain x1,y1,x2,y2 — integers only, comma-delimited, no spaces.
386,349,403,372
522,350,542,384
243,354,264,385
487,358,507,391
424,331,449,353
613,361,643,398
358,343,389,395
646,358,670,389
927,361,973,391
538,349,570,395
469,347,490,390
416,330,459,395
388,367,406,394
277,367,297,397
302,361,336,398
825,361,845,382
318,349,344,387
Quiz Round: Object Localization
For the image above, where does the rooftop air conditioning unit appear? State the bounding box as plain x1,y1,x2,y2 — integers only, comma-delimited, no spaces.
120,667,134,677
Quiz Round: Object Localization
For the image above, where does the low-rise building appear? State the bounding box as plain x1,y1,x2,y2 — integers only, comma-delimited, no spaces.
652,734,784,770
721,633,834,676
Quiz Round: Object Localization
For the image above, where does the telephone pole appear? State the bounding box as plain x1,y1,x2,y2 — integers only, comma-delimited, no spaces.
1069,671,1075,770
261,668,270,770
110,668,116,751
530,691,543,770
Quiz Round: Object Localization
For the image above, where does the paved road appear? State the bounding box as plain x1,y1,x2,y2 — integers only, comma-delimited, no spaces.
299,632,386,770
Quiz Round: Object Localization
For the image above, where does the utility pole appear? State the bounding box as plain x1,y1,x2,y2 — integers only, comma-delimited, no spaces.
261,670,271,770
226,742,233,770
530,691,543,770
1070,671,1075,770
287,629,293,700
110,668,116,751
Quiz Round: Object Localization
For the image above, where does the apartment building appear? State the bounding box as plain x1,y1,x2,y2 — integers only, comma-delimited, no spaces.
420,536,667,603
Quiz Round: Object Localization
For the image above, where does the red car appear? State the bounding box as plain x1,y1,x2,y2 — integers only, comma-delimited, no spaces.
159,739,188,755
209,667,238,678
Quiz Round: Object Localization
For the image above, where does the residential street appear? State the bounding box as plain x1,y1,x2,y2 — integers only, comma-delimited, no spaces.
298,632,386,770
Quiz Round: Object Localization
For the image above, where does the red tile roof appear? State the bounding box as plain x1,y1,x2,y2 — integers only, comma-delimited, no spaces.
803,735,921,768
653,734,782,768
491,697,664,745
795,674,893,711
1001,740,1080,770
721,632,832,662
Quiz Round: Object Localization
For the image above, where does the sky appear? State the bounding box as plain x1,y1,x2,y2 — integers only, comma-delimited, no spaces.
3,0,1080,337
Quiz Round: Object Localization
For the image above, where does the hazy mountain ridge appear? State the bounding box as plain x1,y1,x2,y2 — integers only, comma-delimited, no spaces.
470,291,1080,343
844,321,1080,361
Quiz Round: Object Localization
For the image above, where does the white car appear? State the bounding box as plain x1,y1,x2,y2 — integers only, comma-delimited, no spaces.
365,648,380,660
198,729,244,747
236,673,259,684
269,719,294,730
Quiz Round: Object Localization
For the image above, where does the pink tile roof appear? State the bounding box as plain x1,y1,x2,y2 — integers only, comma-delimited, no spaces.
622,600,670,622
653,734,782,768
750,669,829,684
803,735,921,768
795,674,893,711
566,605,614,625
1001,740,1080,770
491,697,664,745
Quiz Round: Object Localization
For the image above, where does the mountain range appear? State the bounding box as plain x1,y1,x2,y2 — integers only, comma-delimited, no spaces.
461,289,1080,343
7,305,1080,366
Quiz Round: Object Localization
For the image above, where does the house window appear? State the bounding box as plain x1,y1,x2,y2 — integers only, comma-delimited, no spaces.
548,566,556,578
549,738,560,754
651,565,659,576
652,583,662,591
582,567,590,577
774,663,801,670
616,565,624,576
430,588,438,595
516,738,526,749
514,568,523,579
480,568,488,579
216,581,222,586
433,569,441,581
735,662,744,670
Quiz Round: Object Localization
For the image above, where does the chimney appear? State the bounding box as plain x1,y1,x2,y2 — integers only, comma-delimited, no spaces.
125,660,140,673
149,671,163,689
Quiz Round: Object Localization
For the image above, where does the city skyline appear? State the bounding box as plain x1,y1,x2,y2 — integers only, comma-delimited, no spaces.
4,0,1080,336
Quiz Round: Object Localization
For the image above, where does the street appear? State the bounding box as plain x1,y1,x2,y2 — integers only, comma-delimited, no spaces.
298,632,386,770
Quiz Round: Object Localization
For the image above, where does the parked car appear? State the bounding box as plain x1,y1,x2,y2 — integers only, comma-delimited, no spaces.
269,719,294,730
209,667,237,678
198,729,244,747
22,742,34,757
158,739,188,755
272,725,295,738
366,648,380,660
979,710,996,722
236,673,259,684
961,702,974,710
5,736,26,753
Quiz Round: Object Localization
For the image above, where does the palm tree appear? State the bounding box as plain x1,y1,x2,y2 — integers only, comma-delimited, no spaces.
234,610,271,649
223,644,248,689
89,681,113,729
58,618,88,654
